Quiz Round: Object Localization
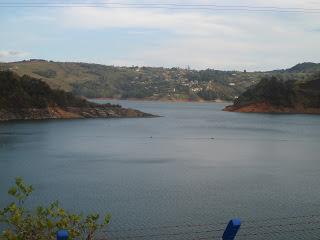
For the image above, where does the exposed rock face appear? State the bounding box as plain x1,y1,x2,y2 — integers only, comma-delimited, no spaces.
224,102,320,114
0,106,152,121
64,106,152,118
224,75,320,114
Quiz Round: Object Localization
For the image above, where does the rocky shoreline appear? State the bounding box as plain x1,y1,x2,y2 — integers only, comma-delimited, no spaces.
94,97,227,103
0,106,154,122
223,102,320,114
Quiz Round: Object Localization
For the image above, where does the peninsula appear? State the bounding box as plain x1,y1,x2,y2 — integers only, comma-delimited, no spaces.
0,71,153,121
224,74,320,114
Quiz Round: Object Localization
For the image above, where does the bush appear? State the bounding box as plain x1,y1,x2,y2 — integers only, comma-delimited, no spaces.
0,178,110,240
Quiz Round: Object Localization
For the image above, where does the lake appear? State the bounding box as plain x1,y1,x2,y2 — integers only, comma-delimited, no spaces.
1,101,320,239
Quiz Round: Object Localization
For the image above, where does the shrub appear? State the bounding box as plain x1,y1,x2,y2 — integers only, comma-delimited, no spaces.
0,177,110,240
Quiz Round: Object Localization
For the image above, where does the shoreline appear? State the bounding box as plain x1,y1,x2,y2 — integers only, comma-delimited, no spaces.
91,97,230,104
223,102,320,114
0,106,156,122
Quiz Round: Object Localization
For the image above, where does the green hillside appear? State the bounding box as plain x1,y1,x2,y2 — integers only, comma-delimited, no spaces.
287,62,320,73
0,60,259,101
0,71,152,121
1,60,320,101
224,73,320,113
0,71,93,109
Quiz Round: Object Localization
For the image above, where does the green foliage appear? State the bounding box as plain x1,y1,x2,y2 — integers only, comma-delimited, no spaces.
233,73,320,108
0,71,97,109
0,61,260,101
197,90,218,101
1,60,320,101
0,177,111,240
287,62,320,73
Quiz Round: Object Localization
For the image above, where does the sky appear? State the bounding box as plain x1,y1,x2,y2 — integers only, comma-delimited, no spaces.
0,0,320,71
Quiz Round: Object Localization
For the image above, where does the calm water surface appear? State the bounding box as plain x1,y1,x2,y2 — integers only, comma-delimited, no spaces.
1,101,320,239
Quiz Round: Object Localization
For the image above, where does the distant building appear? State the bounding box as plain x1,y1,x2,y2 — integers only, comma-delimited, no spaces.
191,87,202,92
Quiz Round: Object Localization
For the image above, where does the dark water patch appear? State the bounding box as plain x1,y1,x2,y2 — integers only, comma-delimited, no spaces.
119,158,175,165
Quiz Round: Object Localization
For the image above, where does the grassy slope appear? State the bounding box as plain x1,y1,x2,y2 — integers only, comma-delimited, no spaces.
0,61,102,91
1,60,320,101
0,60,260,100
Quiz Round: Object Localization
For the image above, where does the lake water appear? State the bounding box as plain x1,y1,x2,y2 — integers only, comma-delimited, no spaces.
1,101,320,239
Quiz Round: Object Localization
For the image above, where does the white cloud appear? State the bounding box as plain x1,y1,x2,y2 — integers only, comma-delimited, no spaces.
1,0,319,70
58,3,320,70
62,7,242,37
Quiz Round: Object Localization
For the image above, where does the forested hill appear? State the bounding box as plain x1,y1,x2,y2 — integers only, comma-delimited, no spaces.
1,60,320,101
0,71,152,121
279,62,320,73
0,71,92,109
224,73,320,114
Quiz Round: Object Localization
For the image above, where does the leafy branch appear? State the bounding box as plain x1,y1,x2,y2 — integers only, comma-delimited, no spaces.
0,177,110,240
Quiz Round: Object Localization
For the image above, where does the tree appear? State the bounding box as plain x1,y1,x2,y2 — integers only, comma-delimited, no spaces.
0,177,110,240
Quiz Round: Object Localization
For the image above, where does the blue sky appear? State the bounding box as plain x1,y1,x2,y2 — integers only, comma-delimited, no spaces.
0,0,320,71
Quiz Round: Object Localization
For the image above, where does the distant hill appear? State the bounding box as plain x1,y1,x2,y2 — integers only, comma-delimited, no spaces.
1,60,319,102
0,60,262,101
224,73,320,114
288,62,320,73
0,71,152,121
